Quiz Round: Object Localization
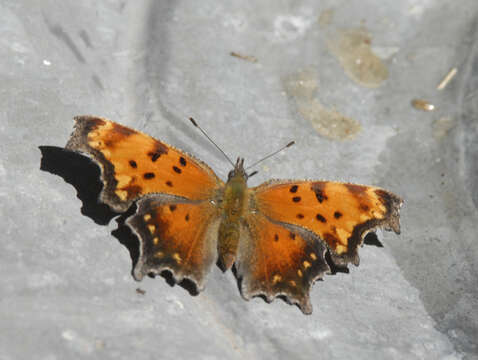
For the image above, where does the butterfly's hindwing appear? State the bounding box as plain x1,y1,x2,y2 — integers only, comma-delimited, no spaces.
236,213,330,314
127,195,220,290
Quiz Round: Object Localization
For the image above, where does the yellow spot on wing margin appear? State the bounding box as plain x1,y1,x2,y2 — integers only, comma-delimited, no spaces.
116,175,131,188
147,224,155,234
173,253,182,264
115,190,128,200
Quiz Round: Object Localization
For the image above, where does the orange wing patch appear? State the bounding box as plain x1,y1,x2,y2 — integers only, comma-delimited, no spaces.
236,213,330,314
128,196,220,290
66,116,223,212
252,180,402,266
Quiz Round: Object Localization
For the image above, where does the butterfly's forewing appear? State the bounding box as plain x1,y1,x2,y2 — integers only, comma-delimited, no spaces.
252,180,402,266
236,213,330,314
127,196,220,290
66,116,223,212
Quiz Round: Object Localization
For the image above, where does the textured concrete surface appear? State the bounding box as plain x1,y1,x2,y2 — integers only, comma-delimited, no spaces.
1,1,478,359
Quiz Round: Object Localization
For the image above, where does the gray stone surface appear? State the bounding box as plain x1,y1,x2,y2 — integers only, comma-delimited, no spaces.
1,0,477,359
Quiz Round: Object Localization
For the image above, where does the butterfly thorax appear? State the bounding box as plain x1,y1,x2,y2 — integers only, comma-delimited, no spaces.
217,158,248,271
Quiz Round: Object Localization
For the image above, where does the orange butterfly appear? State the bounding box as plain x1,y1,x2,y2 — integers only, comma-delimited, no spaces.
66,116,402,314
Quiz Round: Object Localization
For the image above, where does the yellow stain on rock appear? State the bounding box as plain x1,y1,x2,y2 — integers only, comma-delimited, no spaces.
327,27,389,88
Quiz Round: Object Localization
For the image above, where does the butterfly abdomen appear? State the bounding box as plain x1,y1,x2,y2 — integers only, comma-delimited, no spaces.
217,170,248,271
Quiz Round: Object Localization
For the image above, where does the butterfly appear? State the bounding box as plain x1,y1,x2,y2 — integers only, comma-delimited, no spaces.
65,115,402,314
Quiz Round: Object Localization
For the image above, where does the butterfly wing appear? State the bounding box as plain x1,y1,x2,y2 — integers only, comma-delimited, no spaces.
236,213,330,314
252,180,402,267
66,116,224,212
66,116,224,290
127,195,220,290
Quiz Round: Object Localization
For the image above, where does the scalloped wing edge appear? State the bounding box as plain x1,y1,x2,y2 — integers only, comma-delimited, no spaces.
237,222,331,315
66,116,130,212
329,188,403,267
126,194,219,292
252,179,403,268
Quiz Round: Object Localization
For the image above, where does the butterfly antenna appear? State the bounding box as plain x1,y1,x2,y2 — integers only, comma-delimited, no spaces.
245,141,295,170
189,117,235,167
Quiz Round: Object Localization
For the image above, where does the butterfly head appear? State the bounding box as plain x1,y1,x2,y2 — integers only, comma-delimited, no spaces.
227,157,248,182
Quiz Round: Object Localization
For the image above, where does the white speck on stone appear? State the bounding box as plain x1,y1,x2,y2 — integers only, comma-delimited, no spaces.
408,0,433,18
223,14,247,32
61,329,94,354
43,59,51,66
372,46,400,59
311,329,332,340
11,42,30,53
273,15,312,42
62,329,76,341
27,271,64,289
166,296,185,315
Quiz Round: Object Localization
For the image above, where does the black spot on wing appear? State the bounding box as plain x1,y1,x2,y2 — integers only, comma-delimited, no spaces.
311,183,328,203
